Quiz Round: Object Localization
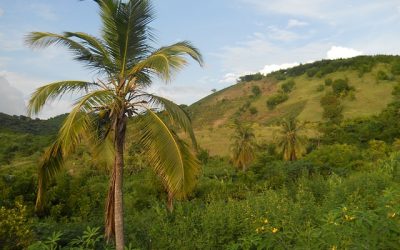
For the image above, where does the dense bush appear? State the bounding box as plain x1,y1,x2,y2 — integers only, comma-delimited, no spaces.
281,79,295,93
251,85,261,97
237,73,263,83
376,70,393,81
249,106,258,115
320,93,343,124
324,78,332,86
266,92,289,110
332,78,352,96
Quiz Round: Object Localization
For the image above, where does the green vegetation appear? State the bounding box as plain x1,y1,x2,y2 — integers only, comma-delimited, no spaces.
266,92,289,110
237,72,264,83
0,0,400,248
230,122,256,171
281,79,296,93
320,93,343,124
274,118,307,161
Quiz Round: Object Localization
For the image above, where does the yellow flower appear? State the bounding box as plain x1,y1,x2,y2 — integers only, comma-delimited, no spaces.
389,212,396,218
344,214,355,221
264,219,268,224
342,207,347,212
331,245,337,250
271,227,278,233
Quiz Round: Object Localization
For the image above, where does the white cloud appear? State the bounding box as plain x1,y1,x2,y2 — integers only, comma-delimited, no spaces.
219,73,239,84
326,46,363,59
146,84,211,105
260,62,300,75
0,76,25,115
287,19,309,28
0,8,4,17
37,99,72,119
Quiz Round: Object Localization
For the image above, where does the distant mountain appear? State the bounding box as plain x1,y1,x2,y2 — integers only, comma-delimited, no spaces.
188,55,400,155
0,113,67,135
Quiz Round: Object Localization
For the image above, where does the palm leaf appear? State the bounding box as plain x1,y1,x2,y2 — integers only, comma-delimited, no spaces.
128,41,203,83
35,141,64,213
146,94,197,149
136,108,200,198
27,80,95,116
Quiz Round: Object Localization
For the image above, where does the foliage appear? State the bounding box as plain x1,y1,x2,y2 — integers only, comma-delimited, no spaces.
230,122,256,171
237,73,263,83
324,78,332,86
376,70,393,81
266,92,289,110
0,113,66,135
249,106,258,115
0,201,34,250
320,93,343,124
281,79,296,93
274,118,307,161
331,78,352,96
316,84,325,92
251,85,261,97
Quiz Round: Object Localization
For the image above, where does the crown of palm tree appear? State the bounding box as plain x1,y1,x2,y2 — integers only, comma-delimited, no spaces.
275,118,307,161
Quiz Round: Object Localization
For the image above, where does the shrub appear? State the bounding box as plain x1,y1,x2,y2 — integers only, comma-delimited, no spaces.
249,107,258,115
281,80,295,93
306,67,319,77
324,78,333,86
316,84,325,92
251,86,261,97
0,201,34,249
320,93,343,124
376,70,389,81
238,73,263,83
266,92,289,110
391,61,400,75
332,78,352,96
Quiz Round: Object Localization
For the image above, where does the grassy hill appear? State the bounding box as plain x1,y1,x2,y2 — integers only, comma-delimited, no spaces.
189,55,400,155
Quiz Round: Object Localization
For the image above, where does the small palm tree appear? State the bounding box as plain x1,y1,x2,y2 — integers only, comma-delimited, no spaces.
275,118,307,161
25,0,203,249
230,122,256,171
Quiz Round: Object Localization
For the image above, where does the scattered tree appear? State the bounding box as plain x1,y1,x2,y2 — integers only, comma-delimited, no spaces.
274,118,307,161
230,122,256,171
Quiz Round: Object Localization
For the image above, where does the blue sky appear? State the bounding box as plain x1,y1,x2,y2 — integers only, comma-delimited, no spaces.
1,0,400,118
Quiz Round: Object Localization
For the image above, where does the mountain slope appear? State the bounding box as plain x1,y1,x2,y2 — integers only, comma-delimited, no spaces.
189,55,400,155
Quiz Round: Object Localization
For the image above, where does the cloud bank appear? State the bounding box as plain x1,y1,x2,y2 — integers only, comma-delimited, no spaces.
0,76,26,115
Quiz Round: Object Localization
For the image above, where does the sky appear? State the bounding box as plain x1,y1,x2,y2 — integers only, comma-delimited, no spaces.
1,0,400,118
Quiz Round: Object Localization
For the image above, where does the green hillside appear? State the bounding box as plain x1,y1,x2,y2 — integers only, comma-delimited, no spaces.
190,55,400,155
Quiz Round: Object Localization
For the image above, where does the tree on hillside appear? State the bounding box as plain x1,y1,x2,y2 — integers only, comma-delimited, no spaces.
25,0,203,249
274,118,307,161
230,122,256,171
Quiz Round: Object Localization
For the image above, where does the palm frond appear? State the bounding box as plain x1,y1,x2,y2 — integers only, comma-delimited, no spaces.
136,108,200,198
28,80,94,116
146,94,197,149
99,0,154,74
64,31,115,72
35,141,64,213
128,41,203,83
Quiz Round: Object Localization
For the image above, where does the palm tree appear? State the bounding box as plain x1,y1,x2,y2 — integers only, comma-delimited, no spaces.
274,118,307,161
230,122,256,171
25,0,203,249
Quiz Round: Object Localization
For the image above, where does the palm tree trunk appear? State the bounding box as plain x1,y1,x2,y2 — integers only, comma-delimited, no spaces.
105,163,116,242
114,116,127,250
